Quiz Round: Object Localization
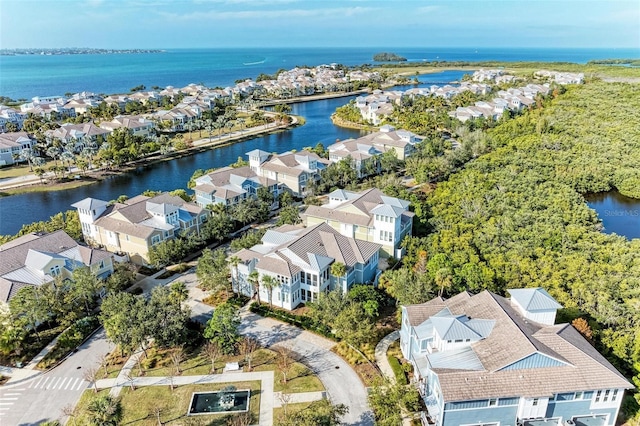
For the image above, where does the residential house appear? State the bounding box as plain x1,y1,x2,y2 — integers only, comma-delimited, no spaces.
247,149,329,197
0,106,26,132
400,288,633,426
72,193,210,265
99,115,156,138
20,96,74,119
0,230,114,305
303,188,413,257
152,106,200,131
327,139,382,178
0,132,36,166
232,222,381,309
45,123,110,150
193,165,280,208
357,125,422,160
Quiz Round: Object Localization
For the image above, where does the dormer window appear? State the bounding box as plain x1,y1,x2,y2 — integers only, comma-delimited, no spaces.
50,265,61,276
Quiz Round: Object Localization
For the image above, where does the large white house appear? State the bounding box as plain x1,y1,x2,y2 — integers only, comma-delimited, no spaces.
400,288,633,426
303,188,413,257
232,222,381,310
0,231,114,305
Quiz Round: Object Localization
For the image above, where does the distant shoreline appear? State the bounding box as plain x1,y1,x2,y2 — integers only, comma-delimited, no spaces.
0,48,164,56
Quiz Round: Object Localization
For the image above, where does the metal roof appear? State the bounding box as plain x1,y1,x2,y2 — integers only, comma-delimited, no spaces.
508,288,563,311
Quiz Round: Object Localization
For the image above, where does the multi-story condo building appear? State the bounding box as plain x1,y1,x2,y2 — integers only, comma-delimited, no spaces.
247,149,329,197
72,193,209,265
0,132,36,166
0,230,114,305
400,288,632,426
193,165,280,208
232,222,381,309
303,188,413,258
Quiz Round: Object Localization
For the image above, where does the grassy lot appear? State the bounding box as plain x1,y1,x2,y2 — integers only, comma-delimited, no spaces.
132,347,324,394
272,401,313,424
74,382,261,425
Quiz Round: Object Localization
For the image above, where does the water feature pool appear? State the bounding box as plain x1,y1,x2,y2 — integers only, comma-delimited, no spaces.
188,389,250,415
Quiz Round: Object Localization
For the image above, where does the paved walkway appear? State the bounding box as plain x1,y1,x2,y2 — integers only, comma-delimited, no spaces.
97,371,275,426
374,330,400,381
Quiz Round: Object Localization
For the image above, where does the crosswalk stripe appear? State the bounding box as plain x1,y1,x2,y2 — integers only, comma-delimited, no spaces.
50,377,62,389
76,380,87,390
65,378,75,390
0,403,14,405
31,377,43,389
3,393,21,396
0,398,18,401
69,378,79,390
58,377,68,389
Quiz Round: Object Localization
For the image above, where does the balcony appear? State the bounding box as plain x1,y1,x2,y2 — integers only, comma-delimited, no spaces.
522,419,562,426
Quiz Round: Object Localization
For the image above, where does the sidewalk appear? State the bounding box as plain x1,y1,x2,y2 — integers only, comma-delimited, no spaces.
374,330,400,381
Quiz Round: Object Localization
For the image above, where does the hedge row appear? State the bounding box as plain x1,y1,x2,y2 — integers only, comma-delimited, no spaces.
387,354,408,385
37,316,100,369
249,302,336,340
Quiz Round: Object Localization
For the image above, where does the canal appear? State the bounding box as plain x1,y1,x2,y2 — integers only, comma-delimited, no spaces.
0,70,467,235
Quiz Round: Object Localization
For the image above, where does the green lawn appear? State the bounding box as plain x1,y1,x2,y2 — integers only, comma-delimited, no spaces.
132,347,324,393
272,401,313,424
74,382,261,426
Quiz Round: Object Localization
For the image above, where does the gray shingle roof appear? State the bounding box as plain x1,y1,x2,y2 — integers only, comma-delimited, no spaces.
406,291,633,402
0,230,112,303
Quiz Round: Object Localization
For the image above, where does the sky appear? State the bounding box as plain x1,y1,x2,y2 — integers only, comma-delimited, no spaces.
0,0,639,49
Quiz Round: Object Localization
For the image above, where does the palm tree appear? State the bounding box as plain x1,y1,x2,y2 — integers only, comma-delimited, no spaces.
18,147,35,171
169,281,189,310
261,275,277,307
236,118,246,133
60,150,75,175
205,119,215,142
46,145,62,166
248,270,260,304
330,262,347,291
229,255,241,293
87,394,123,426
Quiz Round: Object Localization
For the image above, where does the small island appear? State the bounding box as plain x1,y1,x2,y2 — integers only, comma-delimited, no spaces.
373,52,407,62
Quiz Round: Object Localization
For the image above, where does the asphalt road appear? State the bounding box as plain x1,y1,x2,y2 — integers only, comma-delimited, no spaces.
0,329,114,426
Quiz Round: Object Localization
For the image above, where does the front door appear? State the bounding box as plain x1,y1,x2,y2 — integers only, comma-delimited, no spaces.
518,397,548,420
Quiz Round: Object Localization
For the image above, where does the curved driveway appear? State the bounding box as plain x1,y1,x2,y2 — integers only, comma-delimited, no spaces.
238,310,374,425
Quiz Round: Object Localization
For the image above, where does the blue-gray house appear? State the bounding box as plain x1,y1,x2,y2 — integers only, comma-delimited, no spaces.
400,288,633,426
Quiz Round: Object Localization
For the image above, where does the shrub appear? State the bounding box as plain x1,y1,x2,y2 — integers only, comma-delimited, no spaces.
387,355,407,385
249,302,336,339
37,316,99,369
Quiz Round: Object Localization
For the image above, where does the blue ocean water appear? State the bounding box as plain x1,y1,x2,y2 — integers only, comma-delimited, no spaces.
1,47,638,100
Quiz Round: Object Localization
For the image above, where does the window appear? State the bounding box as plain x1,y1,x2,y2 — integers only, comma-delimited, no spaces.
595,390,602,403
532,398,539,406
603,390,610,402
50,265,61,276
488,399,497,407
151,235,161,245
612,389,619,401
575,392,583,400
